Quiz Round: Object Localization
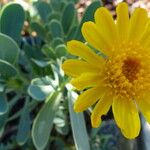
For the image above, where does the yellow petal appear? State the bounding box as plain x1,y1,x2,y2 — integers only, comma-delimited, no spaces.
62,59,100,77
91,93,113,128
112,97,140,139
71,73,101,90
81,21,112,56
116,2,129,41
74,85,106,112
136,92,150,123
94,7,118,45
140,20,150,48
129,8,148,41
67,40,103,66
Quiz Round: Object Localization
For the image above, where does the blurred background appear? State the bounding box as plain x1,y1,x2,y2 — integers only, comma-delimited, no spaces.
0,0,150,150
1,0,150,15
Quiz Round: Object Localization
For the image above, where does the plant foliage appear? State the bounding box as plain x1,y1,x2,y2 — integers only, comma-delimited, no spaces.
0,1,123,150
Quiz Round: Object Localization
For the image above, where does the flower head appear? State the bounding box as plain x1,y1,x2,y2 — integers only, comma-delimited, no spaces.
62,2,150,139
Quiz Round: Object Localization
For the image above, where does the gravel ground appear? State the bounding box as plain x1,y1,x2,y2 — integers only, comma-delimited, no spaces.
76,0,150,19
1,0,150,16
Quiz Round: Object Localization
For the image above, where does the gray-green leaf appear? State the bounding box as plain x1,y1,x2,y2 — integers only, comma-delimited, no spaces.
16,100,31,145
0,59,17,79
0,33,19,64
32,92,62,150
0,3,25,43
34,1,52,23
68,90,90,150
61,3,75,34
0,93,8,115
75,1,102,41
28,77,54,101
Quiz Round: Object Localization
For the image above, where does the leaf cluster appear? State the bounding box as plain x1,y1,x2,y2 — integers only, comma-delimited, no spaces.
0,1,121,150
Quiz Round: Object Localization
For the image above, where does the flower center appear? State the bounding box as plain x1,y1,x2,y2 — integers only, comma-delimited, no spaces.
122,57,141,82
102,43,150,99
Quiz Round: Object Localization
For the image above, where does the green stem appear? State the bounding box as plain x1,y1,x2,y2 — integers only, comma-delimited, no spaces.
7,96,38,122
7,109,22,122
8,93,22,109
59,77,70,92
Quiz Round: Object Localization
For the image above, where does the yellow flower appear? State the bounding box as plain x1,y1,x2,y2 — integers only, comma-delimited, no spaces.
62,2,150,139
